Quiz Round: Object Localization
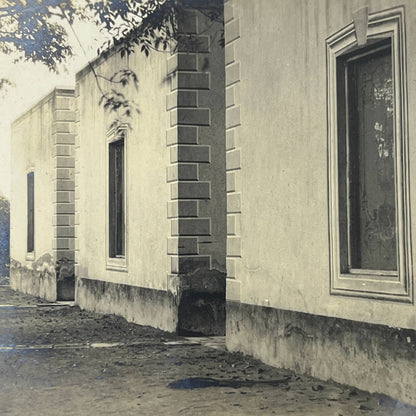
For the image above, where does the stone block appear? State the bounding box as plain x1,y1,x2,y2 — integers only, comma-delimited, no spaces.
225,18,240,45
56,191,71,203
166,126,199,146
226,85,235,108
55,203,75,215
55,180,75,191
227,215,236,235
177,35,210,53
225,43,235,65
227,236,241,257
56,168,73,179
171,218,211,236
226,258,236,278
171,255,211,274
55,156,75,168
171,182,210,199
226,149,241,171
172,72,210,90
54,145,73,157
167,201,199,218
55,110,76,122
226,129,236,150
55,133,75,144
53,238,75,250
227,171,236,192
224,1,234,23
170,145,210,163
226,105,240,129
56,97,72,110
55,226,75,238
227,193,241,213
226,278,241,301
167,164,198,182
167,237,199,255
167,53,198,74
167,90,198,110
53,122,74,134
171,108,210,127
53,215,73,227
226,62,240,86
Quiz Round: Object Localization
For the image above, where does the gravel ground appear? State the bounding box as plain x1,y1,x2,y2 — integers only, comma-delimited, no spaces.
0,285,415,416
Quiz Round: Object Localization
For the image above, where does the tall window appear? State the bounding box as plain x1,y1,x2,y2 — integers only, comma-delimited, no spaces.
108,135,125,258
338,40,396,273
27,172,34,253
327,7,412,301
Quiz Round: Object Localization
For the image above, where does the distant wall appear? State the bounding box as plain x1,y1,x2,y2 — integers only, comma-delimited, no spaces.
10,88,75,301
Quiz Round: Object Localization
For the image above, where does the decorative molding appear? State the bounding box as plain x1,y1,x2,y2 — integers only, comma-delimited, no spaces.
327,7,412,302
105,125,128,272
352,7,369,46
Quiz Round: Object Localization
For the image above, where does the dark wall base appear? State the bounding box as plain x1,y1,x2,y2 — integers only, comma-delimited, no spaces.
76,278,179,332
227,301,416,406
10,266,56,302
57,275,75,301
56,258,75,301
76,276,226,335
178,291,225,336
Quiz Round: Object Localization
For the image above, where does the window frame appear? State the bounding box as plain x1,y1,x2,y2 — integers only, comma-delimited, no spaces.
106,126,128,272
327,7,412,302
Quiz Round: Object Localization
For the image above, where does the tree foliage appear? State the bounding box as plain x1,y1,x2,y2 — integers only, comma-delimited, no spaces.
0,0,223,126
0,0,74,71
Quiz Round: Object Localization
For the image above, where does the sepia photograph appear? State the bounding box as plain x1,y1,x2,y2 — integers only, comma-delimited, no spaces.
0,0,415,414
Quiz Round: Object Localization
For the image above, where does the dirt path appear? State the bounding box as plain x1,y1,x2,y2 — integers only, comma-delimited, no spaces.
0,286,414,416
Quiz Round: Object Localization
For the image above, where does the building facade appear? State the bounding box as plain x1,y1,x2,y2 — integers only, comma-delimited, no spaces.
9,0,416,406
75,9,226,335
10,87,76,301
224,0,416,406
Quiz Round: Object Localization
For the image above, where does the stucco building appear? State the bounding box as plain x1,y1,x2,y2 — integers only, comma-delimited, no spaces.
74,9,226,335
224,0,416,406
10,87,76,301
9,0,416,407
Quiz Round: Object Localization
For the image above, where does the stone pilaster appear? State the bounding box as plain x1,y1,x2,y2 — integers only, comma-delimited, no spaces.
52,88,76,300
166,6,226,335
224,0,242,302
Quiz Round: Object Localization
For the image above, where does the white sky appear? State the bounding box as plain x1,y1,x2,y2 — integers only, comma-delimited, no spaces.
0,19,106,199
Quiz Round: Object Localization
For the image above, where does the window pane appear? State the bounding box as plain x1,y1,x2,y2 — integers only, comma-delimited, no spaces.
109,138,125,257
348,47,397,270
27,172,34,253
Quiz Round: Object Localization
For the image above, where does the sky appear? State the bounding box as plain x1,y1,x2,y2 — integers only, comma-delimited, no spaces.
0,18,105,199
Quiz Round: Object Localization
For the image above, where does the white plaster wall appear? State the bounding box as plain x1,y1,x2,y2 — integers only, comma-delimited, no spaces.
76,49,171,290
10,93,55,267
231,0,416,330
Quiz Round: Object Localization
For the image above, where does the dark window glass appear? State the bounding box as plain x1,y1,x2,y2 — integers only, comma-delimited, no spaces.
27,172,34,253
339,42,397,271
109,138,125,258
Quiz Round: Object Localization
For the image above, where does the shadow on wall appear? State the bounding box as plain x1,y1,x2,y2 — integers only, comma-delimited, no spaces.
0,195,10,282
